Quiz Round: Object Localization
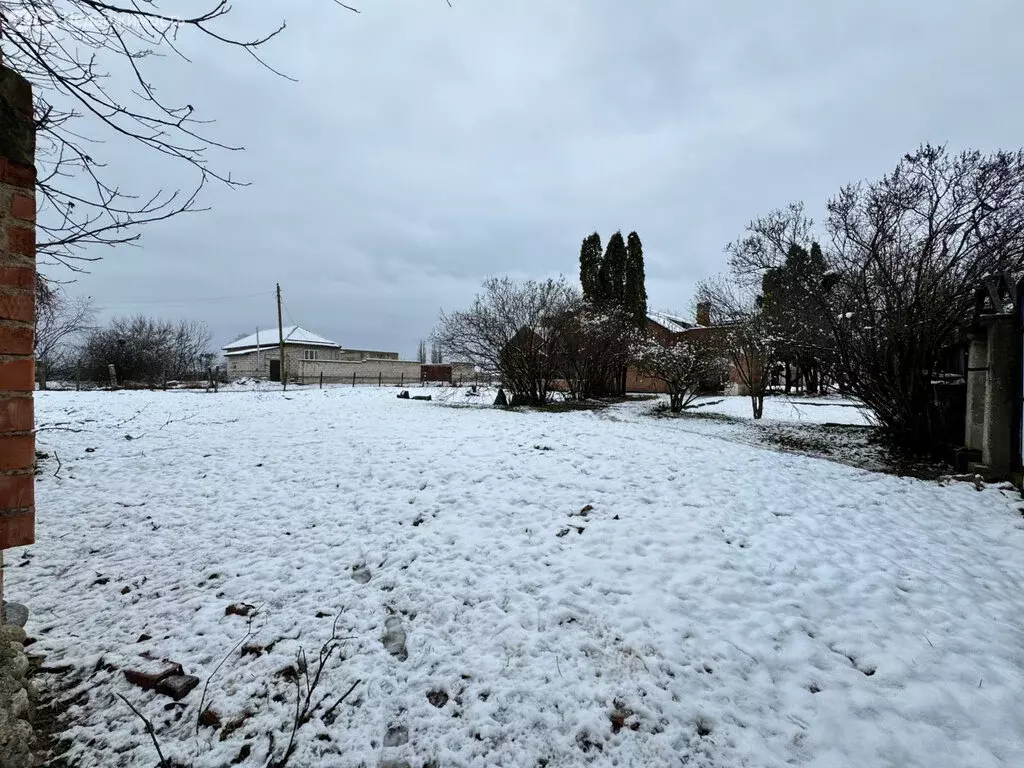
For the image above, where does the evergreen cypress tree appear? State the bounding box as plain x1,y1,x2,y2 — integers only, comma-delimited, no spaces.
601,231,628,307
579,232,603,302
624,231,648,326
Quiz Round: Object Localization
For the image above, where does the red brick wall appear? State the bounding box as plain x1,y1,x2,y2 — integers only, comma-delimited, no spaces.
0,62,37,557
625,366,669,394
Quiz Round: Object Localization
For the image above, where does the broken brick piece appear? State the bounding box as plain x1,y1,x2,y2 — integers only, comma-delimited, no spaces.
157,674,200,700
124,662,183,691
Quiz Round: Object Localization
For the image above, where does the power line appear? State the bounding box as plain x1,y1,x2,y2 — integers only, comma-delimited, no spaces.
281,298,299,328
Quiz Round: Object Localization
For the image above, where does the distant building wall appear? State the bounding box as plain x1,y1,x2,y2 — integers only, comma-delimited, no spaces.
225,343,341,380
626,366,669,394
226,345,404,380
340,349,399,362
295,358,422,385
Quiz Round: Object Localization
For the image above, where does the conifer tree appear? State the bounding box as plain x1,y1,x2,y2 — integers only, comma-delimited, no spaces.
624,231,648,327
579,232,604,302
601,231,628,306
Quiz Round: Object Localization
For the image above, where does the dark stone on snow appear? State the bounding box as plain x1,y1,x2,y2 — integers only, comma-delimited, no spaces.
157,674,200,700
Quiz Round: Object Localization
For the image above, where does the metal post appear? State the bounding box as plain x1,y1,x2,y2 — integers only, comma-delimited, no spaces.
400,372,404,387
319,372,324,389
352,371,356,388
378,372,382,387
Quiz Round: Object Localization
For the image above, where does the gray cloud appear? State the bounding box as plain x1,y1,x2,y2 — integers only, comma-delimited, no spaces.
53,0,1024,358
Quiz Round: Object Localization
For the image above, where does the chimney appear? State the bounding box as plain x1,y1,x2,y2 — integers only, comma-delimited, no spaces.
696,301,712,327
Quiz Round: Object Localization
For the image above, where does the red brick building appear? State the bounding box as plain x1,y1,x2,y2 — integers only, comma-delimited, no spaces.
626,305,741,394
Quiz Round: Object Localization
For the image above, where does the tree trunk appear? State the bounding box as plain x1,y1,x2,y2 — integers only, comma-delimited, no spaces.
806,364,819,395
784,363,792,395
38,360,48,391
751,393,764,419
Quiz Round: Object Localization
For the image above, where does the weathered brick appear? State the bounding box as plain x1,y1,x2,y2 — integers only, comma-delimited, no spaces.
0,362,33,397
0,474,33,511
0,267,35,290
10,195,34,222
0,293,34,324
0,325,33,356
0,360,33,393
0,397,32,432
124,662,184,691
0,512,35,549
0,162,35,189
0,436,34,471
6,227,34,257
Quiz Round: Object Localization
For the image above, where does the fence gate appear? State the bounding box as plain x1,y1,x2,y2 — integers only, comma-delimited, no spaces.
269,359,281,382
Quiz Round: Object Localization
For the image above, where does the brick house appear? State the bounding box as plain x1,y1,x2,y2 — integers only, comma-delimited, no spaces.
222,326,418,384
626,305,740,394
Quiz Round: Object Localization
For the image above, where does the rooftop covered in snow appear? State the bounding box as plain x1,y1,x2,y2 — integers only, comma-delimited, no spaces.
222,325,341,352
646,311,697,333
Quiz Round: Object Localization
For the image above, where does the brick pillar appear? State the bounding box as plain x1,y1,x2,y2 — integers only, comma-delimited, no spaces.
0,59,37,607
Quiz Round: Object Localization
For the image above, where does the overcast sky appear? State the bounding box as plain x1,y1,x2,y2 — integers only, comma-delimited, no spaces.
42,0,1024,359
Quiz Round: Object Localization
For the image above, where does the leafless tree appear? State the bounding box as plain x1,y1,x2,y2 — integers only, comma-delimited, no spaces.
636,334,726,412
79,314,212,385
822,144,1024,448
716,145,1024,448
434,276,576,405
548,305,639,401
0,0,358,270
695,276,778,419
727,202,815,283
34,279,96,388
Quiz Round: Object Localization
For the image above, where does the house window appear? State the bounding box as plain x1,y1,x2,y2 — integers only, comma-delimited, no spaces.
303,349,319,361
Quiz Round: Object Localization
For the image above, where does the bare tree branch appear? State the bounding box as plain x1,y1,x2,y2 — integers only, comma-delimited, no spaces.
0,0,358,266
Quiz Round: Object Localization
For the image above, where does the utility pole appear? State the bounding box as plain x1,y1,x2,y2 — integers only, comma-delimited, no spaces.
277,283,286,391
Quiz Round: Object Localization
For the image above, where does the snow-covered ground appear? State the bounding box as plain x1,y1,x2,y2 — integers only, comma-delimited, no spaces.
17,388,1024,767
688,394,872,426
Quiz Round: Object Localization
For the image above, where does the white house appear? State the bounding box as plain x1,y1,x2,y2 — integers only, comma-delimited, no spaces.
222,325,413,384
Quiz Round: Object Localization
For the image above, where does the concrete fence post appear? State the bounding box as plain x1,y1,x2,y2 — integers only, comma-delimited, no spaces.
0,60,37,606
981,315,1017,475
964,332,988,453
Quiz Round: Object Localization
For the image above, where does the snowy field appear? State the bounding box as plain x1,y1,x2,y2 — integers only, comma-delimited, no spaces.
17,387,1024,767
